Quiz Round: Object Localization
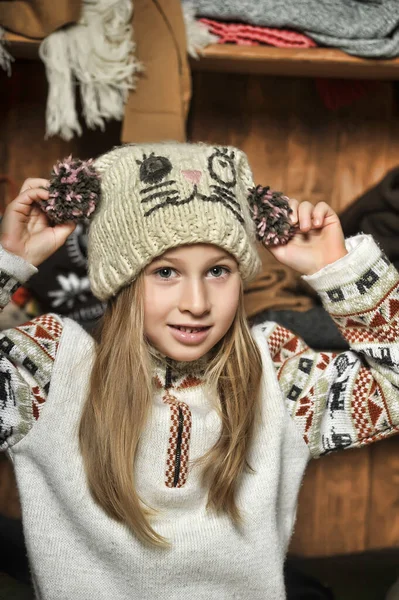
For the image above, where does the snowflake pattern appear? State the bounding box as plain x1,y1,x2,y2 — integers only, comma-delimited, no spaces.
48,274,91,309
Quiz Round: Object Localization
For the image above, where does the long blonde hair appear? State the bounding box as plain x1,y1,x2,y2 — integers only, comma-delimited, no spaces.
79,273,263,547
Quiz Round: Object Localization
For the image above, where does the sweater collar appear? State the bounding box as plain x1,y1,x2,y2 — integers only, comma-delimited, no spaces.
150,346,210,391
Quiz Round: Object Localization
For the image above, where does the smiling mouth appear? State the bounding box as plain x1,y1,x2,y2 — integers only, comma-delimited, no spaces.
169,325,211,333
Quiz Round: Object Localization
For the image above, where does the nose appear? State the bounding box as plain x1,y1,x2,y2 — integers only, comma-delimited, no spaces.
181,170,202,184
178,278,211,317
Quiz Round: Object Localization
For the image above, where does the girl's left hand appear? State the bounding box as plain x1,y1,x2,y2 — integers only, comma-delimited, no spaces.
268,200,347,276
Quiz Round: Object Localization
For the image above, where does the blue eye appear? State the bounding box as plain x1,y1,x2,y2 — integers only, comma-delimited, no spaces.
157,267,175,279
209,266,229,278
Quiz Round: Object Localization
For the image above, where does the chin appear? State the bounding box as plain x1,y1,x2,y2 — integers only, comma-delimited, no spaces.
168,350,207,362
165,344,210,363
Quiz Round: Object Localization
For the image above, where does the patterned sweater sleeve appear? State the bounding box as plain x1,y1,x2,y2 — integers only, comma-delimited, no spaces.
0,246,64,451
262,234,399,458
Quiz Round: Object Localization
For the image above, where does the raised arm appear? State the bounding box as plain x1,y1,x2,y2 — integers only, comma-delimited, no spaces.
0,179,74,450
258,197,399,457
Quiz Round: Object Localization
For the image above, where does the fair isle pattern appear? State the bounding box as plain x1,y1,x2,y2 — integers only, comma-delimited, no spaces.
0,355,32,450
263,250,399,457
163,391,192,488
0,314,63,392
0,269,20,309
32,385,47,421
316,252,395,315
0,313,63,450
350,368,374,438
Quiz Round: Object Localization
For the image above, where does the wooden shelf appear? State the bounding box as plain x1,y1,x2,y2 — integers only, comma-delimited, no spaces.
190,44,399,80
5,32,399,80
4,32,40,60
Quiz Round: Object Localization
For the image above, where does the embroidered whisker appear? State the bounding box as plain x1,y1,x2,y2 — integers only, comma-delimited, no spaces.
208,189,242,211
210,184,235,199
140,180,176,194
140,190,179,204
144,189,197,217
201,195,244,224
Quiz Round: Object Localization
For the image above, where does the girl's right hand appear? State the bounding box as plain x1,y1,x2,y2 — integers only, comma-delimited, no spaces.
0,178,76,267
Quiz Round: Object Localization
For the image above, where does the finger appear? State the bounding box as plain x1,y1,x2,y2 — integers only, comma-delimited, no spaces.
19,178,50,195
52,223,77,251
288,198,299,224
11,187,50,217
312,202,332,227
297,201,314,231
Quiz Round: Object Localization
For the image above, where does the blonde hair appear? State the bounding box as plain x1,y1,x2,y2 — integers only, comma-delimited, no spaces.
79,274,263,547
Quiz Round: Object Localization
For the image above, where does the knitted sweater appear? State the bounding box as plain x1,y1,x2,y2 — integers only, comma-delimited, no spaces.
1,234,399,600
184,0,399,58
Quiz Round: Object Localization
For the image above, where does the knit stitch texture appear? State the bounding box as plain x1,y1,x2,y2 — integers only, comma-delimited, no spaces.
184,0,399,58
0,235,399,598
89,143,262,300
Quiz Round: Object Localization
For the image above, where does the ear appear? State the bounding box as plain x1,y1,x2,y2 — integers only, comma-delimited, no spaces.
248,185,297,246
38,156,101,225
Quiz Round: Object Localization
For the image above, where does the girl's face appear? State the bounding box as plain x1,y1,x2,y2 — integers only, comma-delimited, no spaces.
143,244,241,362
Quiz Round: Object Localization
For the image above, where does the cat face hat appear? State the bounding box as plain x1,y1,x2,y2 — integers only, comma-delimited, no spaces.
42,142,295,301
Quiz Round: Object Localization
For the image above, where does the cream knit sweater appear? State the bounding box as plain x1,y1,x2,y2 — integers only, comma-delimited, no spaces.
0,234,399,600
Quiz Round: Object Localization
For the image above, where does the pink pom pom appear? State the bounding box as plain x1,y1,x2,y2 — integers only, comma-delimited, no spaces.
39,156,101,224
248,185,296,247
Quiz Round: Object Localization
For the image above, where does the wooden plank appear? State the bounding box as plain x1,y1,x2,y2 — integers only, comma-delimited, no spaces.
5,32,399,80
0,60,121,187
367,437,399,550
189,70,399,557
0,455,21,519
191,45,399,80
289,449,370,557
3,32,40,60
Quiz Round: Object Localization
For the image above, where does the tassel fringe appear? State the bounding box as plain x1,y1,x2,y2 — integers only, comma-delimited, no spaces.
39,0,142,141
182,2,219,58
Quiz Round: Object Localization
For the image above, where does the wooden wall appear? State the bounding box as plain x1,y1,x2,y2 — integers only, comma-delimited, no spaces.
1,59,399,557
188,70,399,557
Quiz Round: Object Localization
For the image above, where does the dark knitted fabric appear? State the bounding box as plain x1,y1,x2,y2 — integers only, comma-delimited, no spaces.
184,0,399,58
251,306,349,351
340,167,399,271
27,224,105,332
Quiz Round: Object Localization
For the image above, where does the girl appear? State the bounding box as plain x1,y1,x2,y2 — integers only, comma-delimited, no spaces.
0,142,398,600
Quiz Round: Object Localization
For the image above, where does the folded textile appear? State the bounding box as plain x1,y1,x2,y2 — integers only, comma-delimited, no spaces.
340,167,399,271
183,0,399,58
243,245,315,319
199,18,316,48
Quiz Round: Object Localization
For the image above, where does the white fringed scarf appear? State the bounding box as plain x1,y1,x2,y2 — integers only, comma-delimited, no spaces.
39,0,142,140
182,1,218,58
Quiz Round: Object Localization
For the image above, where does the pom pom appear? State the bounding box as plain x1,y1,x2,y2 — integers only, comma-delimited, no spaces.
39,156,101,224
248,185,297,246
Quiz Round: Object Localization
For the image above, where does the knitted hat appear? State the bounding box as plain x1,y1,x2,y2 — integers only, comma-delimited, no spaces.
42,142,296,301
88,142,261,300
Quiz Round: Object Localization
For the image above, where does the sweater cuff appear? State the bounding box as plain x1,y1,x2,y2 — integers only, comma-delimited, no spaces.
0,246,38,309
0,246,38,282
302,234,395,313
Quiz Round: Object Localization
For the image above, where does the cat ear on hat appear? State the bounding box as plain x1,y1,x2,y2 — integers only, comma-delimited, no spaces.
248,185,297,247
38,156,101,225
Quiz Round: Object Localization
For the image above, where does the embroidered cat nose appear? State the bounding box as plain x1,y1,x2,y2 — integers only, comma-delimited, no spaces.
182,170,202,184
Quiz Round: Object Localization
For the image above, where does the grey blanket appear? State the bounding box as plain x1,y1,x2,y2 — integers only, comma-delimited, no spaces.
184,0,399,58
